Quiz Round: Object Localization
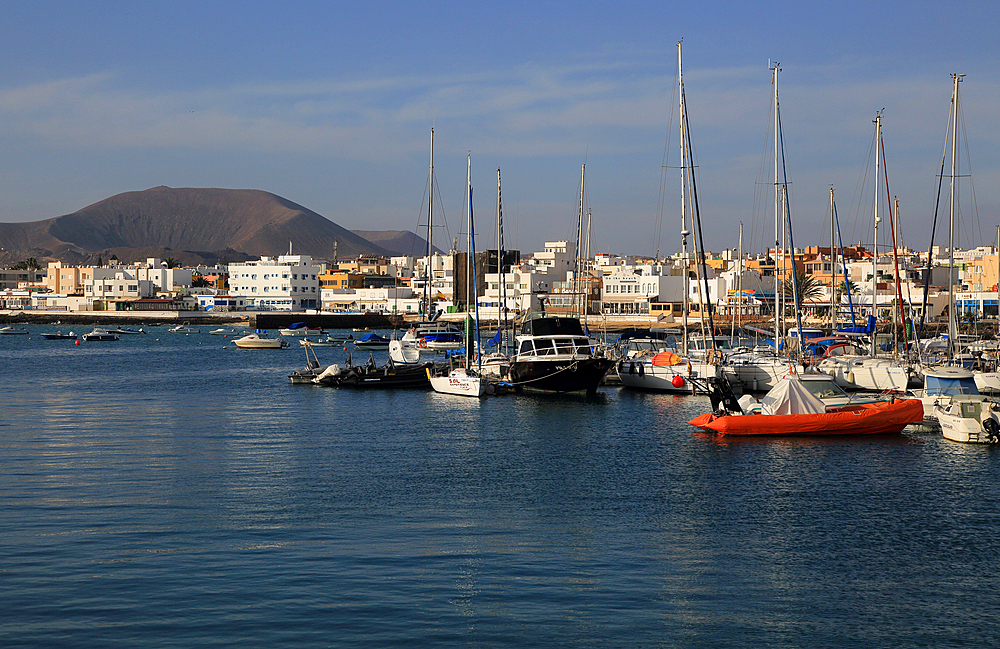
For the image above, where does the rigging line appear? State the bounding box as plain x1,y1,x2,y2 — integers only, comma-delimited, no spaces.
776,98,804,343
682,85,717,344
917,120,950,342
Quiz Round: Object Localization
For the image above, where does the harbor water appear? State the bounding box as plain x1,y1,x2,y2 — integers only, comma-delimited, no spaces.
2,327,1000,647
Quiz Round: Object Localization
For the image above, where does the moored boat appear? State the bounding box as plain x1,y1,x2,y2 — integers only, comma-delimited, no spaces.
689,376,923,436
41,331,77,340
353,332,391,350
82,328,119,341
233,332,288,349
0,325,28,335
508,314,614,396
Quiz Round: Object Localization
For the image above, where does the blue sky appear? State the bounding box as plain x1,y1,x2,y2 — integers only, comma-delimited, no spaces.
0,1,997,258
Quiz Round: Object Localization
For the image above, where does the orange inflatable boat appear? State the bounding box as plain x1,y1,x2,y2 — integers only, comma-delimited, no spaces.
689,398,924,436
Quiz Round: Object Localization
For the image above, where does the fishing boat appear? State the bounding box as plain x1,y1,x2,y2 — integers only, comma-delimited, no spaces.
689,376,923,436
0,325,28,335
233,332,288,349
41,331,77,340
81,328,119,341
428,154,490,397
353,332,391,350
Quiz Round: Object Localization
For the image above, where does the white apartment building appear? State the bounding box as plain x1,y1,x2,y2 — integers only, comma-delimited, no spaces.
228,255,322,311
84,271,155,302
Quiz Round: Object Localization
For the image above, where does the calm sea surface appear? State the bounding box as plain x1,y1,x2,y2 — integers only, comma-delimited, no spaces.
2,326,1000,648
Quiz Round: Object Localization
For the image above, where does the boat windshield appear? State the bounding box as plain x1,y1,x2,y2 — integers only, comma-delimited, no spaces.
800,377,849,400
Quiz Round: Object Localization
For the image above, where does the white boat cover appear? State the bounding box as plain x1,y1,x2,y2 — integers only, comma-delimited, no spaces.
760,377,826,415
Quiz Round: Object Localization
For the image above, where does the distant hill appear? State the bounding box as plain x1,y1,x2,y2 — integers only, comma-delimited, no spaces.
0,186,425,266
350,230,442,257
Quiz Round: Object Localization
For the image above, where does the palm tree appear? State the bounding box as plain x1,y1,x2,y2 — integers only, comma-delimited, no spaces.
835,279,859,303
162,257,179,269
781,272,825,305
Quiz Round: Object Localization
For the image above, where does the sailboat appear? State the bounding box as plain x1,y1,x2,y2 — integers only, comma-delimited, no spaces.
813,111,916,393
428,154,491,397
925,75,1000,443
390,128,464,365
618,41,719,394
719,59,803,392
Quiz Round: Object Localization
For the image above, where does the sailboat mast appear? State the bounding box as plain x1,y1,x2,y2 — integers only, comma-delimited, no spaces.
947,74,963,360
468,154,482,373
576,163,586,318
830,187,837,330
771,61,782,346
425,128,435,318
873,113,881,356
678,41,690,353
497,167,506,350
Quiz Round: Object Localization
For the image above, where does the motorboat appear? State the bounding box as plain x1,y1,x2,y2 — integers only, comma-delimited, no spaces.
507,315,614,396
209,327,241,336
353,332,391,350
41,331,77,340
935,395,1000,444
313,354,433,388
912,366,979,421
279,322,324,336
300,335,351,347
288,341,333,383
114,327,146,335
689,376,923,436
811,340,915,393
168,325,199,333
0,325,28,335
233,332,289,349
617,351,717,395
720,346,801,392
81,328,119,341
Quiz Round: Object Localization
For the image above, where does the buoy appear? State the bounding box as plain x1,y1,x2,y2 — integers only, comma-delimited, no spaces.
75,340,80,346
671,375,684,388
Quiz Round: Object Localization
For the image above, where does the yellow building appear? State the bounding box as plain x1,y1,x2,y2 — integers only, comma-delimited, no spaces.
45,262,94,295
319,270,365,290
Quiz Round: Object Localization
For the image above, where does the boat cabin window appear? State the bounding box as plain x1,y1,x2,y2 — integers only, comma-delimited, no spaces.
555,339,575,354
519,340,534,355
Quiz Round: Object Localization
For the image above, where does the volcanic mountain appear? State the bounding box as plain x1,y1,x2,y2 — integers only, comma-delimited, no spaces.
0,186,428,265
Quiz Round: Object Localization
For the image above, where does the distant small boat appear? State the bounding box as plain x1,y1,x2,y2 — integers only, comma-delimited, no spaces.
82,328,119,341
168,325,199,333
300,335,351,347
41,331,77,340
114,327,146,335
280,322,324,336
353,333,391,350
234,332,289,349
0,326,28,335
209,328,241,336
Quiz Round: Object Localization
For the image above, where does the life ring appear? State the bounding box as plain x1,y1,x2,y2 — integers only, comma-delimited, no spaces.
983,418,1000,442
417,338,428,348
